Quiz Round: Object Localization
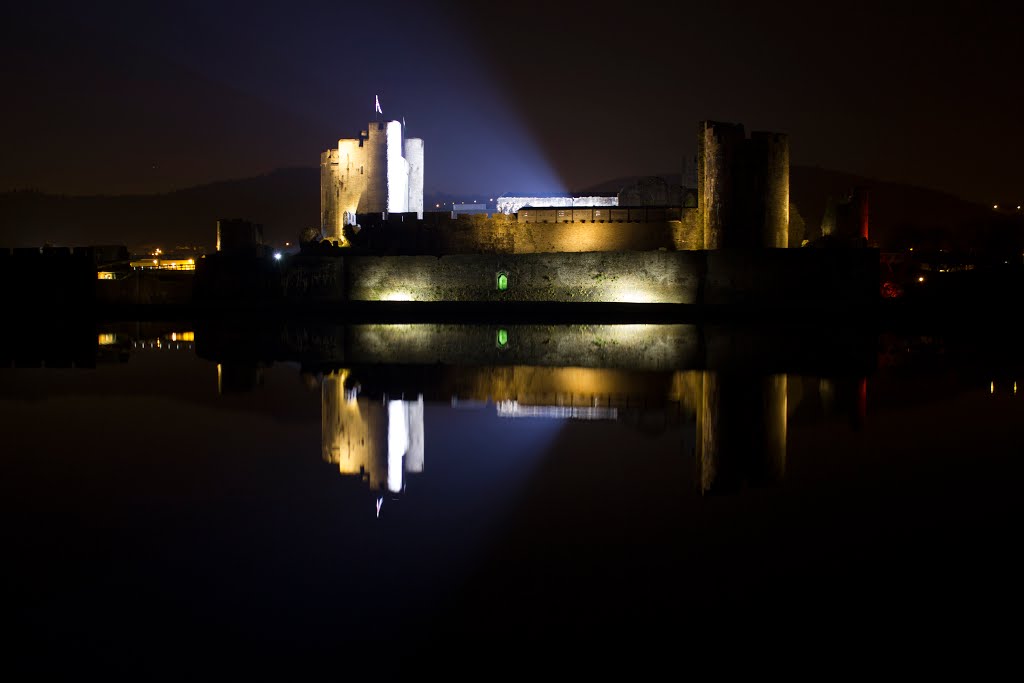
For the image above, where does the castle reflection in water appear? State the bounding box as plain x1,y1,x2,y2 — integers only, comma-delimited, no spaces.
317,364,793,498
321,370,424,495
20,320,873,499
196,321,874,499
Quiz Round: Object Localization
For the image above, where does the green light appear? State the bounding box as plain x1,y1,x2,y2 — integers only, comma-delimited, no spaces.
496,272,508,291
496,329,508,347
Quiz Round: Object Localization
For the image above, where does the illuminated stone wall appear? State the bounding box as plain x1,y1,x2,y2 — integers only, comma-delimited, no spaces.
510,214,702,252
495,195,619,215
192,245,875,307
342,246,872,303
342,247,876,305
347,251,705,304
319,149,341,239
337,137,367,230
350,210,703,253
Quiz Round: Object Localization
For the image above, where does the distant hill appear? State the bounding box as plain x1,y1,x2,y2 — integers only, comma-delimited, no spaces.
2,165,1018,252
581,166,1009,249
487,169,1012,248
787,166,1012,248
0,168,319,250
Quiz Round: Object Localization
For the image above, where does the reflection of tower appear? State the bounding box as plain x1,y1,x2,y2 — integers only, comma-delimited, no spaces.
321,370,424,494
216,363,264,394
697,373,787,495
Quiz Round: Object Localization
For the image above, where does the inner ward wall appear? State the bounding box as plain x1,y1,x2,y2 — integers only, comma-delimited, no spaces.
350,209,704,254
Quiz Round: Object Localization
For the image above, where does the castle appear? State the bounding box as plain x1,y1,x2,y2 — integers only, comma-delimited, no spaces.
319,119,790,253
319,120,424,243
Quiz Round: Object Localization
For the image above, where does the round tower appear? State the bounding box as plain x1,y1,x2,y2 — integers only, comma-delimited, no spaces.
404,138,424,219
748,131,789,248
698,121,745,249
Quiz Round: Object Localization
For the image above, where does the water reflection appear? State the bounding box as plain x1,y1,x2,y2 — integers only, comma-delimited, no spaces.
697,373,787,494
321,361,793,497
3,319,891,499
322,369,424,495
8,317,1023,674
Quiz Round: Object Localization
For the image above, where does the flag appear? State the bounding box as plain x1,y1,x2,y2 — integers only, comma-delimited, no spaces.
375,95,382,115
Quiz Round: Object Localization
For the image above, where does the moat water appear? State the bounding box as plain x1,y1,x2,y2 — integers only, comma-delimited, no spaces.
2,321,1021,676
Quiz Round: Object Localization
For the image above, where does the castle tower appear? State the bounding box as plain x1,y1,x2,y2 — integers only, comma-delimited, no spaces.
320,119,425,242
747,131,789,249
698,121,745,249
338,136,369,232
697,121,789,249
404,137,424,219
821,186,869,242
361,122,389,214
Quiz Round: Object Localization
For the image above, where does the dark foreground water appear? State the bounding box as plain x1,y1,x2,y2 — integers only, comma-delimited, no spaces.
2,321,1022,677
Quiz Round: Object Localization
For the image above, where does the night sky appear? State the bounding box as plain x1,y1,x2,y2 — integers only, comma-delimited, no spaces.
3,0,1021,203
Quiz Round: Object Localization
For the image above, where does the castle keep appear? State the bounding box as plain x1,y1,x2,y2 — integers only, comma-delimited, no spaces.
320,120,424,243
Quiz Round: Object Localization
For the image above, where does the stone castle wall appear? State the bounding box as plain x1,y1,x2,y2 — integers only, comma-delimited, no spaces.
342,248,877,306
347,251,705,304
319,149,341,240
350,209,703,254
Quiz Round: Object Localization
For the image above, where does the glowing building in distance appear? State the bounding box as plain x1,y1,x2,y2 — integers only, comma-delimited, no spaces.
320,121,424,243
